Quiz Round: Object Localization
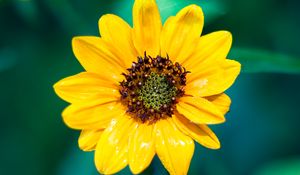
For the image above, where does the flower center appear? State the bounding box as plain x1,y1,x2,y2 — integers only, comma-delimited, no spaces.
119,53,189,123
137,72,177,111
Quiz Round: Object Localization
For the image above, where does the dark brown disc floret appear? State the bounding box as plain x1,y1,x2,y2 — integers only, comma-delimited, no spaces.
119,52,190,123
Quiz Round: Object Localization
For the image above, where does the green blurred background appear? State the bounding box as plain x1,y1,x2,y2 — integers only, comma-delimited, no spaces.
1,0,300,174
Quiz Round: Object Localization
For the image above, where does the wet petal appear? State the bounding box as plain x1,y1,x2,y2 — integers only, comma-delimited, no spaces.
132,0,162,57
99,14,138,67
155,118,194,175
161,5,204,62
129,124,155,174
186,59,241,97
78,129,104,151
94,116,138,174
53,72,118,103
72,36,125,81
173,113,220,149
62,99,125,130
177,96,225,124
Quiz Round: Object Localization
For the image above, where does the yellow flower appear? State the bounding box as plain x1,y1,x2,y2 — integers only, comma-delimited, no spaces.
54,0,241,174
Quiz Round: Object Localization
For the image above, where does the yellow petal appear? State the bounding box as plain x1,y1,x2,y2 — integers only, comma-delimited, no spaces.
186,59,241,97
53,72,119,103
206,93,231,115
78,129,104,151
173,113,220,149
182,31,232,70
99,14,138,68
62,98,125,130
72,36,125,81
161,5,204,62
132,0,162,57
177,96,225,124
155,118,194,175
129,124,155,174
94,116,138,174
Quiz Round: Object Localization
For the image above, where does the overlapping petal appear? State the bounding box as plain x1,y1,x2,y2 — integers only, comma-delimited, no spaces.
53,72,118,103
99,14,138,67
128,124,155,174
182,31,232,70
177,96,225,124
72,36,125,82
132,0,162,57
155,118,194,175
161,5,204,62
173,113,220,149
78,129,104,151
95,116,138,174
185,59,241,97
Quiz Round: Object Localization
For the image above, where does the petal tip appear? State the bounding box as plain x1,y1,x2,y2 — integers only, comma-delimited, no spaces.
227,59,242,73
179,4,204,19
214,142,221,150
61,106,71,120
219,116,226,124
71,36,98,48
222,31,232,40
78,140,93,152
209,135,221,149
94,164,106,175
53,81,60,91
129,165,143,175
71,37,82,52
71,36,81,45
208,113,226,125
208,143,221,150
98,14,113,29
53,80,67,101
214,30,232,46
189,4,203,11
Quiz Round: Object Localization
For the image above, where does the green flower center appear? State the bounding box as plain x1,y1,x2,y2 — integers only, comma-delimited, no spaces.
137,72,177,111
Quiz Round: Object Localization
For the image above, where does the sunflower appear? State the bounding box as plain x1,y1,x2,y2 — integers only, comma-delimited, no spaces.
53,0,241,174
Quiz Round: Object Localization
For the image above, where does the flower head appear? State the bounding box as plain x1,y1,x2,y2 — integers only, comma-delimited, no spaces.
54,0,241,174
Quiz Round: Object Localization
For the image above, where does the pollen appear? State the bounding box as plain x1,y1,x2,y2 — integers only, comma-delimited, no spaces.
119,52,190,123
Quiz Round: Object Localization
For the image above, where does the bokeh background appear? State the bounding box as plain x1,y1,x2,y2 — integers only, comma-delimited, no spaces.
1,0,300,174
